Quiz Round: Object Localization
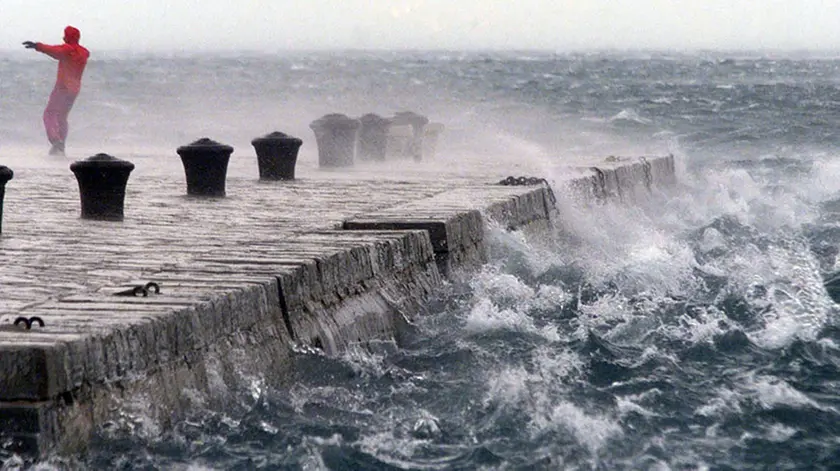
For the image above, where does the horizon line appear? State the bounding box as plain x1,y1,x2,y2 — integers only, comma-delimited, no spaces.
2,46,840,54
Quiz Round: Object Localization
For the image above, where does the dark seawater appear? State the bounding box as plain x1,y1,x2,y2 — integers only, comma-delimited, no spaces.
3,51,840,470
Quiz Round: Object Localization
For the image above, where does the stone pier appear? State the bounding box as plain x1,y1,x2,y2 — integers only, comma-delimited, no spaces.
0,152,676,457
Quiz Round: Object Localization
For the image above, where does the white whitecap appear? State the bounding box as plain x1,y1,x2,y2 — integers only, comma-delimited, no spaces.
695,387,743,418
536,402,623,455
750,375,821,410
464,298,539,335
608,109,652,124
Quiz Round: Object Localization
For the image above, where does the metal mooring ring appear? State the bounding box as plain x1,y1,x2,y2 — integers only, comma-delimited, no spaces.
144,282,160,294
13,316,45,330
114,282,160,297
114,285,148,297
14,317,30,329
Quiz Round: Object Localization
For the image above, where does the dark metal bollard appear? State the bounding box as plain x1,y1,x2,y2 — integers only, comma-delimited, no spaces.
309,114,361,168
177,138,234,197
390,111,429,161
251,131,303,180
0,166,13,234
357,113,391,161
69,154,135,221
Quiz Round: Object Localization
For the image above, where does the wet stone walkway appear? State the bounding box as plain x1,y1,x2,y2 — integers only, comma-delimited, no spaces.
0,149,597,322
0,174,456,314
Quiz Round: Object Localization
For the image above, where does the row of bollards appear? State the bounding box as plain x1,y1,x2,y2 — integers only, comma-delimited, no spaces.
0,132,303,225
176,133,304,198
0,112,444,228
310,111,443,167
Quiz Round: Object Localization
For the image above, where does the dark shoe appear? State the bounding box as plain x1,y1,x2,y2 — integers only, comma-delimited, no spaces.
49,141,65,156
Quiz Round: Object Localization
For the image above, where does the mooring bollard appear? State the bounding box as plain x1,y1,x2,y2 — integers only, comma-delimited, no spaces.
69,154,135,221
251,131,303,180
0,166,13,234
385,124,414,159
177,138,234,197
357,113,391,161
390,111,429,161
309,113,361,168
422,122,445,159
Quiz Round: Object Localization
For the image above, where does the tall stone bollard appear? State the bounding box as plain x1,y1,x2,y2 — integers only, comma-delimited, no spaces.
385,124,414,159
390,111,429,161
422,122,445,159
309,114,360,168
69,154,135,221
177,138,234,197
251,131,303,180
357,113,391,161
0,166,13,234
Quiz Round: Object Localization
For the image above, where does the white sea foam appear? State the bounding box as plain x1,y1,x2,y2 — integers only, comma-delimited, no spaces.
609,109,652,125
748,375,822,410
536,402,623,455
745,242,831,349
483,348,582,409
695,387,744,418
531,346,584,382
471,269,536,307
765,423,798,442
483,365,531,408
341,343,389,378
811,156,840,196
464,298,535,333
698,227,727,254
550,192,698,301
615,395,660,418
696,372,827,421
481,362,622,455
173,465,218,471
548,147,835,353
658,305,729,345
298,434,344,471
532,284,573,311
101,392,162,441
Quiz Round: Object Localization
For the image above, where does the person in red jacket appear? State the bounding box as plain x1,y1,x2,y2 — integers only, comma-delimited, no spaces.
23,26,90,156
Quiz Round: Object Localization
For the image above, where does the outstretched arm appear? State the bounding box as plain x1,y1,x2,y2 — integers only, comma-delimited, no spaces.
22,41,69,60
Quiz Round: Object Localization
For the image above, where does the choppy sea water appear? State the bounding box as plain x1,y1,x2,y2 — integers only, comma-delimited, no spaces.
3,51,840,469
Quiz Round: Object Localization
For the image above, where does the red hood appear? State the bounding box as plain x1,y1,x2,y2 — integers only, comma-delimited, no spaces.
64,26,80,45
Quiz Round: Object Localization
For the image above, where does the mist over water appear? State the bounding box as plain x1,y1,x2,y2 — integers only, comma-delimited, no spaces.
1,51,669,165
3,51,840,469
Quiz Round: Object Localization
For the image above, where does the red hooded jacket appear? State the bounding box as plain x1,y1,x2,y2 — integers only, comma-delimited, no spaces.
35,26,89,94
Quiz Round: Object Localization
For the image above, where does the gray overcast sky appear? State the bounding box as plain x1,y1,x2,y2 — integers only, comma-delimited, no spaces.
2,0,839,52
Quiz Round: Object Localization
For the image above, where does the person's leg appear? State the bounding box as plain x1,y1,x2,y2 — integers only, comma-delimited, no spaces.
42,88,63,146
57,92,77,143
42,88,77,154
